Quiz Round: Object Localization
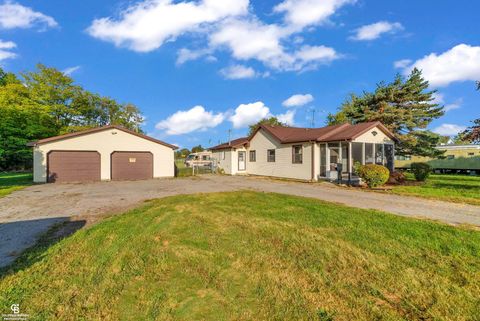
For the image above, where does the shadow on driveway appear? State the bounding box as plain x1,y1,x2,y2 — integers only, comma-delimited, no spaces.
0,217,86,275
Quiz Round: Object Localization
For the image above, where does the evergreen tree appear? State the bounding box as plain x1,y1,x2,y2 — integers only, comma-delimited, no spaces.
328,69,445,157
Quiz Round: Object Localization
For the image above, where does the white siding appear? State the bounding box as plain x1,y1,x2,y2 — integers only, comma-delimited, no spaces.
353,126,394,144
33,128,175,183
247,129,313,180
212,149,233,175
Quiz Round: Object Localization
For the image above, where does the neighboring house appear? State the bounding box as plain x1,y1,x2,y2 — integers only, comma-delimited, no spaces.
28,125,177,183
210,122,397,181
395,144,480,171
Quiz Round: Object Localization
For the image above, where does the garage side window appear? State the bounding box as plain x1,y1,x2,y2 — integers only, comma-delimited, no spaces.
267,149,275,162
222,151,225,160
292,145,303,164
249,150,256,162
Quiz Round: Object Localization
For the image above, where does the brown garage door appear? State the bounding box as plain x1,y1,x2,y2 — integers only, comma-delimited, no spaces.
47,151,101,183
111,152,153,181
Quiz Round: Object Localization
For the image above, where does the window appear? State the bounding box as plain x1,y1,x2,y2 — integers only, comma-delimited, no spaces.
292,145,303,164
468,152,475,156
446,155,455,160
202,155,209,161
267,149,275,162
222,151,225,160
249,150,256,162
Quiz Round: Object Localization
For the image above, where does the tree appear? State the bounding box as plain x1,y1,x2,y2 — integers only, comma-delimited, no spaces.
175,148,190,159
248,117,288,136
459,119,480,144
0,64,145,170
191,145,204,153
328,69,445,157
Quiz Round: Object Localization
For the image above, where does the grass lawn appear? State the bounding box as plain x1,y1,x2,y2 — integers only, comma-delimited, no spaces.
1,192,479,320
0,172,33,198
391,174,480,206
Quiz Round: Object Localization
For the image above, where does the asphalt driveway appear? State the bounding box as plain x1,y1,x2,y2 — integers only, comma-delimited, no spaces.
1,175,479,267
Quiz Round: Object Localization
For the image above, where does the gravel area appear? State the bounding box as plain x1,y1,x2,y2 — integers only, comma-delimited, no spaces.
1,175,479,267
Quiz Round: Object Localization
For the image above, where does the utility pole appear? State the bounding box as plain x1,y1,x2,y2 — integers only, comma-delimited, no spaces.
310,108,316,128
228,129,232,145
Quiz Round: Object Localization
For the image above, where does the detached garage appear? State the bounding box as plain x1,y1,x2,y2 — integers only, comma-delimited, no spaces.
29,125,177,183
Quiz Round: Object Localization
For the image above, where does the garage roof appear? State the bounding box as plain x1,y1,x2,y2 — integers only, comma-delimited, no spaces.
27,125,178,149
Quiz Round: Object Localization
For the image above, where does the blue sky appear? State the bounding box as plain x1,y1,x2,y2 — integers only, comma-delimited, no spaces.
1,0,479,149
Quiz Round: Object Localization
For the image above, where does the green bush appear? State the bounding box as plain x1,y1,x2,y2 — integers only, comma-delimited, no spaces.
411,162,431,181
357,164,390,188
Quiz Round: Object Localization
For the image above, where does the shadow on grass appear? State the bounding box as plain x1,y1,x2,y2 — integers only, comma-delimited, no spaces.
0,218,86,279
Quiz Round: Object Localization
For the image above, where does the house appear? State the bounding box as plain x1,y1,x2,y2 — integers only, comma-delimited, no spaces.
28,125,177,183
210,121,397,181
395,144,480,172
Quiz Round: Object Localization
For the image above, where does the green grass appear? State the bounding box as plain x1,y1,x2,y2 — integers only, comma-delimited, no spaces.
0,172,33,198
1,191,479,320
391,174,480,205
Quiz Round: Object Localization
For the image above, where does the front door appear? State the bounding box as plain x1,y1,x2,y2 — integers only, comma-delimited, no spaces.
238,151,246,171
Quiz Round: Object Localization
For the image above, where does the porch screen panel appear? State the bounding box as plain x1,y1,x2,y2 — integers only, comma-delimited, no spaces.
375,143,384,165
384,144,394,171
320,144,326,177
365,143,374,164
341,143,348,173
352,143,363,171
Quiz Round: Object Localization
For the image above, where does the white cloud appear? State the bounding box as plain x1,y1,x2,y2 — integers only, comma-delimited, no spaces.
229,101,270,128
282,94,314,107
176,48,215,65
156,105,225,135
87,0,345,74
62,66,81,76
87,0,248,52
210,19,340,71
220,64,257,79
393,59,412,69
274,0,356,29
0,1,57,29
432,124,467,136
399,44,480,87
0,39,16,61
350,21,403,41
444,99,462,112
277,110,296,125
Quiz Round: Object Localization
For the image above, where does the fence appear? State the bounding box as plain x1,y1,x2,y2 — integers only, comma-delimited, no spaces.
175,158,218,177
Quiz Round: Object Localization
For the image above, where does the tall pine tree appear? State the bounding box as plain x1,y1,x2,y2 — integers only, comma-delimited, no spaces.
328,68,445,157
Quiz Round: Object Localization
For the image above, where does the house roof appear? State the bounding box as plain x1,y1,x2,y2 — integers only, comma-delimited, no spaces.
27,125,178,149
209,137,249,150
252,121,397,143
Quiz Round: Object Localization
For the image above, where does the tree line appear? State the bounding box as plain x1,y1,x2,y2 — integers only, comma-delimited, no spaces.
0,64,144,170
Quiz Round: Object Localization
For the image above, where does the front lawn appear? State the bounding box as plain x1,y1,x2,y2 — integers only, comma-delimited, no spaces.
0,172,33,198
391,174,480,205
1,191,479,320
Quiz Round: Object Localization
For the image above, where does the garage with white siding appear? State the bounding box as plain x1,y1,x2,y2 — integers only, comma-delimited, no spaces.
29,125,177,183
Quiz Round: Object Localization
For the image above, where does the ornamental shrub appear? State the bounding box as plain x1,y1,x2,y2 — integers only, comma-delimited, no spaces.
410,162,431,181
356,164,390,188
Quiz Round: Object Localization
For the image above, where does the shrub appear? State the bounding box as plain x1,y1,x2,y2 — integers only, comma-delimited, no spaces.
356,164,390,188
411,162,431,181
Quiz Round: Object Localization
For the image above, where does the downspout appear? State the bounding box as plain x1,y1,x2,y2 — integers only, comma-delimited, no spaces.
311,141,315,181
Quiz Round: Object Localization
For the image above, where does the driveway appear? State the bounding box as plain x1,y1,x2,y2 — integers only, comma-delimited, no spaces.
1,175,479,267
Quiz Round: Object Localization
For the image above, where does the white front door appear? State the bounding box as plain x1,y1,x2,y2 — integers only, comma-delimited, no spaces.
238,151,246,171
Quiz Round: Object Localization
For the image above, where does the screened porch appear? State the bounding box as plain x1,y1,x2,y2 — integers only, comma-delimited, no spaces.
319,142,395,180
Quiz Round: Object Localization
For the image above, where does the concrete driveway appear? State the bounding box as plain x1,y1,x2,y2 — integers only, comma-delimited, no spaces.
1,175,479,267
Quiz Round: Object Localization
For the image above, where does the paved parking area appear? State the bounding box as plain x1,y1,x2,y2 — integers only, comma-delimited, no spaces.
1,175,479,267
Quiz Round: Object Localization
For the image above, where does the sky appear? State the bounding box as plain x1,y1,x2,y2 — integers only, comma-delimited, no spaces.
0,0,479,149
